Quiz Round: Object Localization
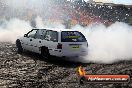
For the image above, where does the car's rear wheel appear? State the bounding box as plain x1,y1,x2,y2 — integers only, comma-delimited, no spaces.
41,47,50,59
16,40,23,54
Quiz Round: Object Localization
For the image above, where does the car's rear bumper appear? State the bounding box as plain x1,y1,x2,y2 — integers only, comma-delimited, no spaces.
50,49,88,57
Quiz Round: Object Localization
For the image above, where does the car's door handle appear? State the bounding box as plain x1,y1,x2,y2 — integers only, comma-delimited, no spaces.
30,39,32,41
39,41,41,43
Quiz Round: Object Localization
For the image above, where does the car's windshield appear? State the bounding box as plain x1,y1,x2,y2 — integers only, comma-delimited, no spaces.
61,31,86,42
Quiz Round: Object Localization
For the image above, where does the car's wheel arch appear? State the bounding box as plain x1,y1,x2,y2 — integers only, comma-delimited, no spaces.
40,46,50,59
16,39,23,53
40,46,49,53
16,39,22,46
16,39,21,43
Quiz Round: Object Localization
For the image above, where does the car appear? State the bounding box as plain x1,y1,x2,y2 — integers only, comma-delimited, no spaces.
16,28,88,58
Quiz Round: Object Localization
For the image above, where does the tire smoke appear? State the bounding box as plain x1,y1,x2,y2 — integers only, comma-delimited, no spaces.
0,16,132,63
0,18,32,43
72,22,132,63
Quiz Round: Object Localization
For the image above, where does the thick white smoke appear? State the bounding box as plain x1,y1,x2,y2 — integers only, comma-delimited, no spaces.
3,0,52,10
35,16,65,29
35,17,132,63
0,0,132,63
0,18,32,43
72,22,132,63
0,16,132,63
0,16,64,43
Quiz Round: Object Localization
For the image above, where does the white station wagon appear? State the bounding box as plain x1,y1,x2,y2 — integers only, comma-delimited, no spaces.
16,29,88,58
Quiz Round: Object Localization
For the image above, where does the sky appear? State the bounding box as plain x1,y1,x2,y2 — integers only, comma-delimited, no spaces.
84,0,132,5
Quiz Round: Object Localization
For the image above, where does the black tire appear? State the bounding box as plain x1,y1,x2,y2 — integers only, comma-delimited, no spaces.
16,40,23,54
41,47,50,59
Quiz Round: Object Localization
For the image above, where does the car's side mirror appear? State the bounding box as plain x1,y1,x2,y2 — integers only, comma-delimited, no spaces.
24,34,27,37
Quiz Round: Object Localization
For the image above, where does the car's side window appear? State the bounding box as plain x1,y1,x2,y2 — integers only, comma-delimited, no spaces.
50,31,58,42
34,30,46,39
41,30,47,39
44,31,51,41
44,30,58,42
27,30,37,38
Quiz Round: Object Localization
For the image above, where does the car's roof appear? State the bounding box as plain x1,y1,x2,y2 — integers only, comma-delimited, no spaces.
32,28,78,32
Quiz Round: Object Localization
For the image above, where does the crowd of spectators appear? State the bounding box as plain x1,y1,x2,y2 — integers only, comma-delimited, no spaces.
0,0,132,28
50,0,132,27
79,2,132,26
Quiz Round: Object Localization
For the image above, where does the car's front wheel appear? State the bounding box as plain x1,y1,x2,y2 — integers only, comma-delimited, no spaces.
41,47,50,59
16,39,23,54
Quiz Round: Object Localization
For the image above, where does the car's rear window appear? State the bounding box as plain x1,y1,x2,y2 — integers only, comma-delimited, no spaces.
61,31,87,42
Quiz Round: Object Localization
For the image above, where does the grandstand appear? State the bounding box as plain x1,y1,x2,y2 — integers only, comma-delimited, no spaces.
0,0,131,28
